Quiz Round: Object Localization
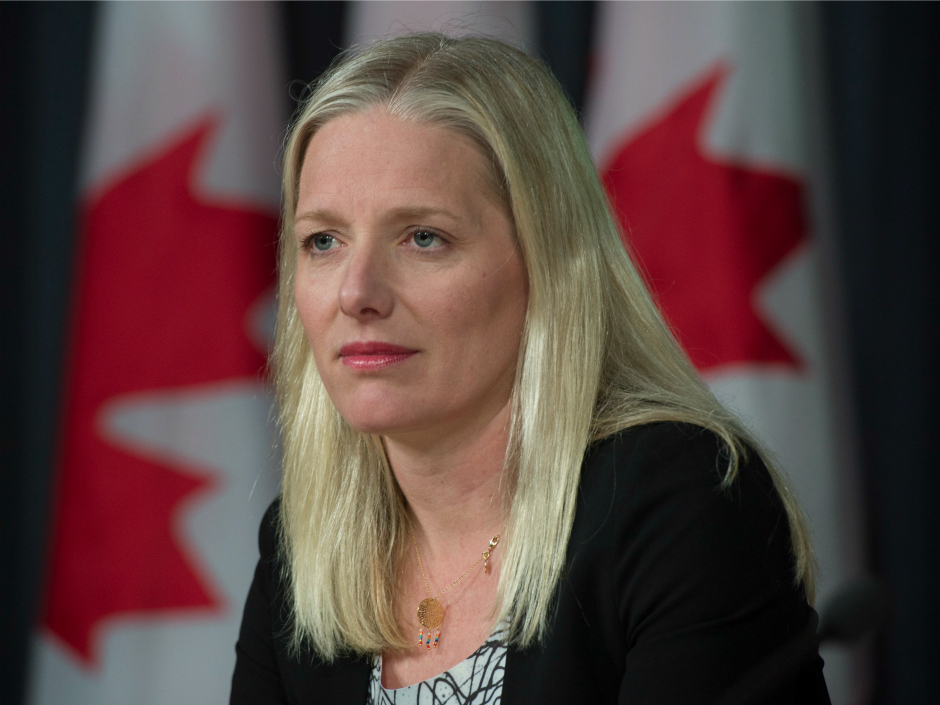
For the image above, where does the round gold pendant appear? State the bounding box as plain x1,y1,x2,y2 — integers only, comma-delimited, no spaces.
417,597,445,629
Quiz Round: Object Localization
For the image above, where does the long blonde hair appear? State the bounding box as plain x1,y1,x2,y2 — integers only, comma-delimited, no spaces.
273,33,814,659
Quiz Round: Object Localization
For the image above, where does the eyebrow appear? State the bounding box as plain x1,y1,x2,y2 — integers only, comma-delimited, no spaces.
294,205,463,227
293,208,343,227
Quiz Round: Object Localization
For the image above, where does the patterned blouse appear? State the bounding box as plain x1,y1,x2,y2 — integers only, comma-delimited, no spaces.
365,625,507,705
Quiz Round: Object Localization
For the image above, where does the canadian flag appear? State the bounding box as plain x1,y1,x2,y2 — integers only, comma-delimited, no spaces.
29,4,283,703
585,4,867,704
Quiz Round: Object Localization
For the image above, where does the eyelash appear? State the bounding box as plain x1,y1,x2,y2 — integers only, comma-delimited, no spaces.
299,228,447,254
300,233,336,253
408,228,446,250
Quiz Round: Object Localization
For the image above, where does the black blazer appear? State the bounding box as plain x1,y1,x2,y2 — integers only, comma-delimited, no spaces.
231,422,830,704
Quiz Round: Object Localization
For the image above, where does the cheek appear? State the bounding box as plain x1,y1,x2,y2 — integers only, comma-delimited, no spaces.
485,270,528,352
293,272,333,356
427,259,527,356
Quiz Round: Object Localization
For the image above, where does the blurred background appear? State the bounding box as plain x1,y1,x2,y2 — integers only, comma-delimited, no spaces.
1,2,937,704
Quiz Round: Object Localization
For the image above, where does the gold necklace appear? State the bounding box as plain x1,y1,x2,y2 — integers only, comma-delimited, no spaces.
411,530,501,651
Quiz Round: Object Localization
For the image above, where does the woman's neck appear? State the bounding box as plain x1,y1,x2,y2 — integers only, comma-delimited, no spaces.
383,399,512,561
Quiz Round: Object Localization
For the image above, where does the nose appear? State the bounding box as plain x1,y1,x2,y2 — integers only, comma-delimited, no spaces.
338,241,394,321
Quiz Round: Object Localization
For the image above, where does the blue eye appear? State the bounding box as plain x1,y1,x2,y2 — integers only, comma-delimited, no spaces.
312,234,335,251
412,230,439,248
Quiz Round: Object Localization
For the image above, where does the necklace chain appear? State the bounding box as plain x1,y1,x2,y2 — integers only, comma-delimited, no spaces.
411,531,501,600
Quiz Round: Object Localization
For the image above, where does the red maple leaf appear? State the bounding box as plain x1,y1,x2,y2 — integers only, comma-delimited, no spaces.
601,65,806,372
44,118,278,665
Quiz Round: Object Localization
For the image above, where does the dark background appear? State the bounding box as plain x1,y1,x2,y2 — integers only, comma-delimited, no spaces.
2,2,938,704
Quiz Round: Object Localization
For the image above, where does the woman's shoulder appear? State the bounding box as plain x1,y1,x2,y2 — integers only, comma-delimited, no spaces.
255,497,283,567
581,421,778,512
573,421,800,621
586,420,739,478
540,430,825,703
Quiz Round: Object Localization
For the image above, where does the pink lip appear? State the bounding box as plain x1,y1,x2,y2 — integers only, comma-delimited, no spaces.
339,341,418,370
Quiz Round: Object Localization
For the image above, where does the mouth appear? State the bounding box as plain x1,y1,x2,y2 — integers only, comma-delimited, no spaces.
338,341,418,370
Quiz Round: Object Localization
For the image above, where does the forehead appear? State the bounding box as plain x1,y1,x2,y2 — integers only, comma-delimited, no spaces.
296,108,497,217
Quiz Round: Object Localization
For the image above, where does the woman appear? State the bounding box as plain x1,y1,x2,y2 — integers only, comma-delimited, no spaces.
231,33,830,704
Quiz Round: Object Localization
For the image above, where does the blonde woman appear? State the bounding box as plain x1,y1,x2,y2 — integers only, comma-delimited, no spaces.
231,34,830,705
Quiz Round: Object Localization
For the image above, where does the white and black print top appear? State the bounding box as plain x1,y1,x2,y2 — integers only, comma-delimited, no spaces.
365,625,507,705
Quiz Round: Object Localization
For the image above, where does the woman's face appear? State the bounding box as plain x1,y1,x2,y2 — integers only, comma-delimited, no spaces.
293,108,528,444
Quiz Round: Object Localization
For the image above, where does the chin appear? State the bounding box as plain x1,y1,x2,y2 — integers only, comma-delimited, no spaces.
340,398,455,439
341,414,394,435
333,398,421,436
343,415,422,438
